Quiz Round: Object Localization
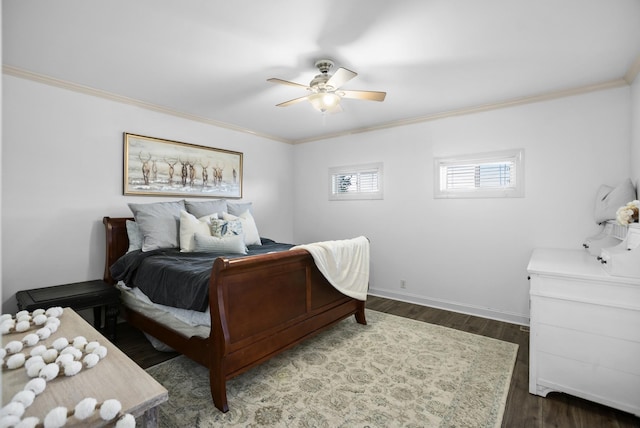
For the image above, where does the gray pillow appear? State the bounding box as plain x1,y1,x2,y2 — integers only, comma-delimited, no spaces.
184,199,228,218
193,232,247,254
594,179,637,224
128,200,185,251
125,220,142,252
227,201,253,216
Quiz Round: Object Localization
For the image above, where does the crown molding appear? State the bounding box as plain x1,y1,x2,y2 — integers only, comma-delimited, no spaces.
293,78,628,144
2,65,291,144
3,64,632,146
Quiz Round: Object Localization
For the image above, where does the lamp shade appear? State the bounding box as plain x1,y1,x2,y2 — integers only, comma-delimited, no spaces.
308,92,341,113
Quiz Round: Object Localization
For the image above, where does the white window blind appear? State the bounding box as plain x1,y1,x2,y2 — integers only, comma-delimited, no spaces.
329,163,383,200
434,149,524,198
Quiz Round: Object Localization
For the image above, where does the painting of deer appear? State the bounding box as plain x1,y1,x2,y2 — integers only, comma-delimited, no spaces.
124,133,242,198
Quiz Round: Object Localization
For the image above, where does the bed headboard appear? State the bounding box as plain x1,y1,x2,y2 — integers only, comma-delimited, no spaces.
102,217,133,284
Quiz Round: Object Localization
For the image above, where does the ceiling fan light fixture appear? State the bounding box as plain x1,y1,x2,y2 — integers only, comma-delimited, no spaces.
308,92,341,113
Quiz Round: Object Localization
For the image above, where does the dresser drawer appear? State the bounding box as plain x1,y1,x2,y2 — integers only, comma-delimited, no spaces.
531,296,640,342
534,323,640,375
536,352,640,411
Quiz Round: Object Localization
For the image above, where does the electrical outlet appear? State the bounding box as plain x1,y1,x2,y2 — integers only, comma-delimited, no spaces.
400,280,406,289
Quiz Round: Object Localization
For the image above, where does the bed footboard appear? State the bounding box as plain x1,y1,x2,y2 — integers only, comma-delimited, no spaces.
208,249,366,412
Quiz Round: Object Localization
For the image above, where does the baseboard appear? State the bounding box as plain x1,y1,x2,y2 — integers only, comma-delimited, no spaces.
368,288,530,326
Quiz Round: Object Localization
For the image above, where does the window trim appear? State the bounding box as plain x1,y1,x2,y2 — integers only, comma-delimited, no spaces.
329,162,384,201
434,149,524,199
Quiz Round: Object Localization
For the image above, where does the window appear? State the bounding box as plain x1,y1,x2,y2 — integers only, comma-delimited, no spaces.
434,149,524,198
329,163,383,200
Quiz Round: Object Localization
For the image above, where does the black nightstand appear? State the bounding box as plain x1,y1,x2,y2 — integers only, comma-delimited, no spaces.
16,280,120,341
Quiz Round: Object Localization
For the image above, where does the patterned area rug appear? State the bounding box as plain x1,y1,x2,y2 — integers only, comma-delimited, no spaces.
146,310,518,427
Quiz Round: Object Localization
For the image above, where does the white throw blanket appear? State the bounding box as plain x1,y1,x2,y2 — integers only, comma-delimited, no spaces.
291,236,370,301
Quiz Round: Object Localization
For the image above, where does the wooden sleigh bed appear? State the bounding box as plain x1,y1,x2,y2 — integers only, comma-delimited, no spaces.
102,216,367,413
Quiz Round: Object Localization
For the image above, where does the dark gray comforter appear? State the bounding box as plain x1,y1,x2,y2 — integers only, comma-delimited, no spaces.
110,239,294,311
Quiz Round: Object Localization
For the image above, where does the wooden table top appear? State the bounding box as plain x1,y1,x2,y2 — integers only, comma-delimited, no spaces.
1,308,167,426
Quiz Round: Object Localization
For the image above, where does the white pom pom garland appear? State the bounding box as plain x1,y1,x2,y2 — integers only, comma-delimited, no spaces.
0,415,21,428
29,345,47,357
15,416,39,428
24,378,47,395
92,346,108,360
22,334,40,347
73,398,97,420
41,349,58,364
25,355,44,369
5,340,24,354
36,327,52,340
51,338,69,351
72,336,87,350
0,308,63,336
99,399,122,421
62,360,82,377
55,354,74,366
59,346,82,360
11,390,35,408
82,353,100,368
0,401,25,418
115,413,136,428
44,323,58,334
26,361,47,378
15,311,29,319
39,363,60,381
43,406,68,428
84,341,100,353
0,308,128,427
32,314,48,326
44,307,64,318
6,353,26,370
17,315,31,323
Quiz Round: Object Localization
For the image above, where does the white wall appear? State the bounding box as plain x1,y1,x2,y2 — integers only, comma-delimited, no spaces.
293,87,632,324
631,76,640,188
1,75,294,313
3,75,633,324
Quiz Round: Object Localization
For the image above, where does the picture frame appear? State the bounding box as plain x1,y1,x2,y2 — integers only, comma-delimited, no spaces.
123,133,243,198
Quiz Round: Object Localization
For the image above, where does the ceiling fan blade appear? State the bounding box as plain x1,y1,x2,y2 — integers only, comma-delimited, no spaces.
326,67,357,90
340,90,386,102
275,96,309,107
267,78,309,90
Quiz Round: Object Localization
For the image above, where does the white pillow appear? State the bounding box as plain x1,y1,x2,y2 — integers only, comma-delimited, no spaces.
222,211,261,246
193,233,247,254
179,210,218,252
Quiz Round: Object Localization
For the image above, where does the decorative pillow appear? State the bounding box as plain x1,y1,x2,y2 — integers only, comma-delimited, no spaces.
125,220,142,252
210,218,243,238
184,199,228,218
227,201,253,216
192,233,247,254
179,210,218,252
594,179,637,224
128,200,185,251
222,210,261,246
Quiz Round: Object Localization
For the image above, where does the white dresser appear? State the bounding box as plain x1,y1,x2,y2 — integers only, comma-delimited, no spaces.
527,248,640,416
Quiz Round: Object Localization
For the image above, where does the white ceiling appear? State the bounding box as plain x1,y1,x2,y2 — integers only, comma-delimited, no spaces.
4,0,640,143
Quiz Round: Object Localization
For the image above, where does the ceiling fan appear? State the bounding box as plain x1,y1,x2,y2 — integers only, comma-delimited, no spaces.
267,59,386,113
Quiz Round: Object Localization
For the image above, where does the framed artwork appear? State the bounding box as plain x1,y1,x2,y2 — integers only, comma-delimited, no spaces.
123,133,243,198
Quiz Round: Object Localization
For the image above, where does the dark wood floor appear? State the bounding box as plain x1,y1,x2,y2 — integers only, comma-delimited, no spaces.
114,296,639,428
